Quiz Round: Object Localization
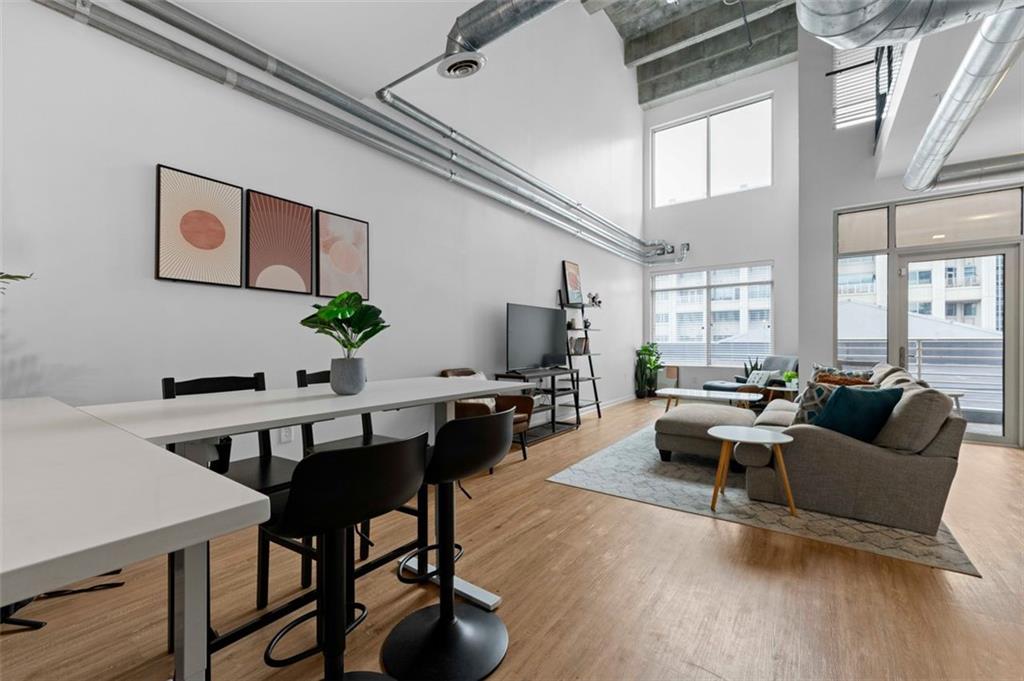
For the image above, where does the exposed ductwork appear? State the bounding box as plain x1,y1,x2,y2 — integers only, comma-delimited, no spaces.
904,9,1024,190
439,1,563,78
933,152,1024,188
796,0,1024,49
35,0,652,263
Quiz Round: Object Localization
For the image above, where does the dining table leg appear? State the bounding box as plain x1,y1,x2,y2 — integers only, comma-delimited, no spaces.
173,541,209,681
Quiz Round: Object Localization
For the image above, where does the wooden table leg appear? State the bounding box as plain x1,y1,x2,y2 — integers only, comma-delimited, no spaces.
772,443,797,516
711,440,732,512
664,397,671,413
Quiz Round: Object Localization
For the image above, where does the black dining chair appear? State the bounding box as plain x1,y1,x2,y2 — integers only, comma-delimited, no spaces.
381,409,514,681
262,433,430,680
161,372,302,651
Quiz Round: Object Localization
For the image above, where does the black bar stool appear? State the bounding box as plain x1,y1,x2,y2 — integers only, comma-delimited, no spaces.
381,409,514,681
262,433,429,680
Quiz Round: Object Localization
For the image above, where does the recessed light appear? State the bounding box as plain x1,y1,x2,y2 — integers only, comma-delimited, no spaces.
932,234,946,239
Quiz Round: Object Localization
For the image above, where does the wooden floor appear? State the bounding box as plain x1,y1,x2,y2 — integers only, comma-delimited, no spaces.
2,399,1022,681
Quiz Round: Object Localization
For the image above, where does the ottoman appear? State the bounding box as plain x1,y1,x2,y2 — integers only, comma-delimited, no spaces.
655,403,755,462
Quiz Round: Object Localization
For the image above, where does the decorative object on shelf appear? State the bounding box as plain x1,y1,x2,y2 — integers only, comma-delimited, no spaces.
783,370,799,389
567,318,579,330
246,190,313,294
562,260,583,305
586,292,602,308
743,356,764,379
316,210,369,298
558,288,602,418
572,337,589,355
0,272,32,294
299,291,388,395
583,318,591,329
156,165,242,287
634,342,663,399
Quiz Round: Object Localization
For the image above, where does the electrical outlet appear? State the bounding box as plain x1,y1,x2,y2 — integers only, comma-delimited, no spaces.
278,427,293,444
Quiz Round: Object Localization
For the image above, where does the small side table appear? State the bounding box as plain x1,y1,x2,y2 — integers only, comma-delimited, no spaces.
944,391,965,416
706,425,797,516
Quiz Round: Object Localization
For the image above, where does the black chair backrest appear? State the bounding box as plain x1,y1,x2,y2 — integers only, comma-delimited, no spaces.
162,372,266,398
427,409,514,484
279,433,430,537
295,369,330,388
161,372,271,463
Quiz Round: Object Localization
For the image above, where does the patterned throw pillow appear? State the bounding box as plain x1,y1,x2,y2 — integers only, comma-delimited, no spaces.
793,382,838,424
813,372,873,386
812,362,873,380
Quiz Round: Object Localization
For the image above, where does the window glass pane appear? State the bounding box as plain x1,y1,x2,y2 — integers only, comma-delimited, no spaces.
709,284,772,366
838,208,888,253
710,264,772,285
653,286,706,365
894,189,1022,247
652,270,706,289
836,254,887,369
653,118,707,207
709,99,772,196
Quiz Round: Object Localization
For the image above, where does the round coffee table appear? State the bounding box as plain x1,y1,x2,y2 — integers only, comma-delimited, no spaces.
706,425,797,516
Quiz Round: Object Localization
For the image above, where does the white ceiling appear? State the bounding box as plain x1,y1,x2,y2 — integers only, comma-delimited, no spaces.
178,0,474,99
876,22,1024,179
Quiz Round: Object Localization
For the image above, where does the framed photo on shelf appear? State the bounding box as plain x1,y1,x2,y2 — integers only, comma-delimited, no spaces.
155,164,243,288
246,190,313,294
315,209,369,299
562,260,583,305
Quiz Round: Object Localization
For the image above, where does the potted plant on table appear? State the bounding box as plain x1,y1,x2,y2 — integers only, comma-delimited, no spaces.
634,342,663,398
300,291,389,395
782,370,799,389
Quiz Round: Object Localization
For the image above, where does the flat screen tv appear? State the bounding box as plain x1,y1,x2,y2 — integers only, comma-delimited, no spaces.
506,303,567,372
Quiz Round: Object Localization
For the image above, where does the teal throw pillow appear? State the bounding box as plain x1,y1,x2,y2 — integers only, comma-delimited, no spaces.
812,386,903,442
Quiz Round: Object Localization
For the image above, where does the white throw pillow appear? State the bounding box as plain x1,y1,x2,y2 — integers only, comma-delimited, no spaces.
449,372,496,410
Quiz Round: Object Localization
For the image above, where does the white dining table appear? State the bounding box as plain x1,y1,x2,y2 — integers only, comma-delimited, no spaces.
80,376,533,675
0,397,269,681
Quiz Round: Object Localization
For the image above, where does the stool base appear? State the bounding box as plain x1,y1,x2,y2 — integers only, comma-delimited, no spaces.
343,673,394,680
380,602,508,681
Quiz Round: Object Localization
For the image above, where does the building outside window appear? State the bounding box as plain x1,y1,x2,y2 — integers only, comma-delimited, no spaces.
650,263,773,366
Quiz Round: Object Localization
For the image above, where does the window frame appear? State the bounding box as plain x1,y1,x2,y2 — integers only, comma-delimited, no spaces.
650,93,774,209
649,260,775,368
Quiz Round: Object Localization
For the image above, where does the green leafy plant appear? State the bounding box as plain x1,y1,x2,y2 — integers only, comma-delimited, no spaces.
782,370,798,383
743,356,764,378
300,291,389,358
635,342,664,398
0,272,32,294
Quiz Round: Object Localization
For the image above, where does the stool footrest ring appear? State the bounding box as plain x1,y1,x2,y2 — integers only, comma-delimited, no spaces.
396,543,464,585
263,602,367,668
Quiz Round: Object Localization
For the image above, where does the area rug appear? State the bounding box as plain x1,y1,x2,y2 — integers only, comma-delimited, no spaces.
548,428,979,577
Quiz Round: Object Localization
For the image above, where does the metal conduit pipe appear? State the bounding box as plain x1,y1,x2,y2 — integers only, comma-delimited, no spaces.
123,0,651,260
796,0,1024,49
377,88,657,254
904,8,1024,191
33,0,645,265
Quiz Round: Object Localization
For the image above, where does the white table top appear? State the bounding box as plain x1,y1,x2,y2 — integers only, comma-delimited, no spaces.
656,388,764,402
0,398,269,607
82,377,532,445
707,425,794,445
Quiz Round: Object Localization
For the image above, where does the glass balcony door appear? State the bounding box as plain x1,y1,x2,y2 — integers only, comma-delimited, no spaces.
895,248,1019,443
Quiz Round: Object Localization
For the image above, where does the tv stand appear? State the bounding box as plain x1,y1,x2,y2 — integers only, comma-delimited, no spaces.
496,367,581,445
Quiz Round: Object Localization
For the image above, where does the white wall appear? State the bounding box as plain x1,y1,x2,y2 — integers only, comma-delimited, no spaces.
0,2,643,456
641,62,800,387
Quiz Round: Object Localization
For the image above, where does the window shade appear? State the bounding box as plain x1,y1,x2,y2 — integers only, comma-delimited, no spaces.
832,46,903,129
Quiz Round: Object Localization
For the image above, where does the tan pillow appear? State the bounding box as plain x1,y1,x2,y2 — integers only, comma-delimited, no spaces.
870,364,901,385
813,372,873,386
873,389,953,453
450,372,496,410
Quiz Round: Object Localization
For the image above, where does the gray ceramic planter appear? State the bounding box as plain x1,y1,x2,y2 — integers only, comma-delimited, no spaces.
330,357,366,395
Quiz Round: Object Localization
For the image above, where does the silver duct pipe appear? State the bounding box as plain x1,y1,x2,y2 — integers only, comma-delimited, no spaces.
123,0,652,260
378,89,657,255
904,9,1024,191
34,0,645,264
445,0,562,55
796,0,1024,49
933,152,1024,187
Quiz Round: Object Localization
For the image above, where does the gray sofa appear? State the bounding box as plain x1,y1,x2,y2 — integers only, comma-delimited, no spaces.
657,363,965,535
702,354,798,393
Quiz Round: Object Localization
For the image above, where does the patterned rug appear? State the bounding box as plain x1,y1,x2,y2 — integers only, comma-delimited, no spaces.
548,428,979,577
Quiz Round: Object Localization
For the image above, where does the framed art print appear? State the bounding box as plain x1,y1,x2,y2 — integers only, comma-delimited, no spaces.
156,165,243,287
246,190,313,294
563,260,583,305
316,210,369,299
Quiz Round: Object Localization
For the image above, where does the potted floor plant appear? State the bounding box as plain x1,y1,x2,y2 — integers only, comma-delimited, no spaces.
634,342,663,398
300,291,388,395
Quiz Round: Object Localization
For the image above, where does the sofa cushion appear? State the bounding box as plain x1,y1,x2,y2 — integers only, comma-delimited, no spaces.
812,386,903,442
812,362,872,380
655,403,755,438
870,364,901,385
814,372,873,386
879,371,914,388
755,407,796,428
793,382,838,424
873,389,953,453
